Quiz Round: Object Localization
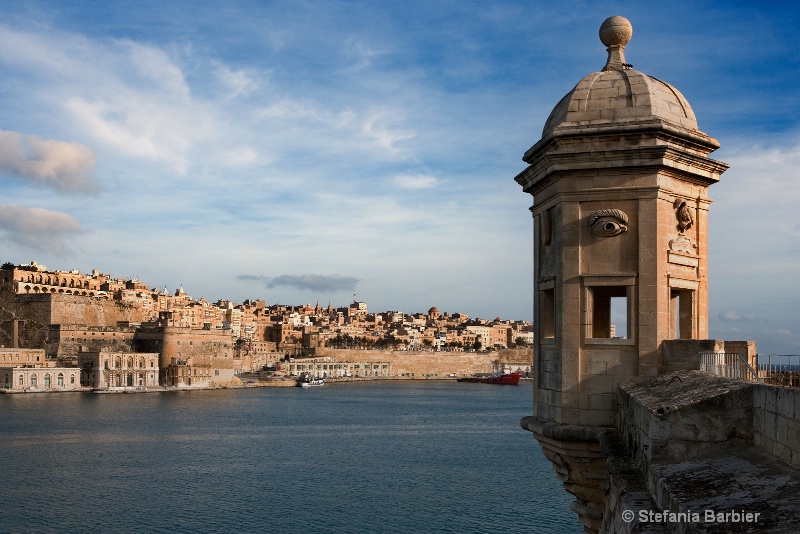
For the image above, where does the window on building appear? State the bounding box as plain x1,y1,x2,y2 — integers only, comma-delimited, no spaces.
541,287,556,339
30,374,37,388
583,277,634,341
670,288,695,339
70,374,75,384
58,373,64,387
18,375,23,386
586,286,628,338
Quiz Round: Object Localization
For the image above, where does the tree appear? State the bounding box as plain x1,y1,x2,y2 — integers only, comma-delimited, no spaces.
515,336,528,347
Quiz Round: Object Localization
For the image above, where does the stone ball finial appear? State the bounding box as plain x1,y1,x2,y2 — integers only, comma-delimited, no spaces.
599,16,632,47
600,16,632,71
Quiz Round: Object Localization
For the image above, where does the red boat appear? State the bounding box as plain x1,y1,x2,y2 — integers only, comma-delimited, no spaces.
456,376,482,383
480,372,522,385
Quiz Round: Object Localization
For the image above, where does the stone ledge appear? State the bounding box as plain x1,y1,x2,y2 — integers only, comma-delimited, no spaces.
521,415,610,442
652,446,800,533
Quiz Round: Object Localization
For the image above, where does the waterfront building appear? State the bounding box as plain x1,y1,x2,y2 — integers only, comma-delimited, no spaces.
162,357,212,388
0,348,80,392
285,356,390,378
133,325,243,385
3,261,534,385
78,351,159,390
1,366,81,392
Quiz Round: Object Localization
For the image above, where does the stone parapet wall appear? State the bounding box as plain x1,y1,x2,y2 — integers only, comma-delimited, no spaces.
600,371,800,533
661,339,757,372
618,372,753,484
753,383,800,468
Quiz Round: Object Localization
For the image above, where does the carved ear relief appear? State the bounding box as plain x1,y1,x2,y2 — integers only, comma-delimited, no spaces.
589,209,628,237
672,198,694,233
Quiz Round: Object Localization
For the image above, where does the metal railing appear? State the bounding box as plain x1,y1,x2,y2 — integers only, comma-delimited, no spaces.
756,354,800,387
699,352,760,382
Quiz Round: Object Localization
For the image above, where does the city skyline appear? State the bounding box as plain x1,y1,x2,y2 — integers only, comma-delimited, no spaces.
0,1,798,353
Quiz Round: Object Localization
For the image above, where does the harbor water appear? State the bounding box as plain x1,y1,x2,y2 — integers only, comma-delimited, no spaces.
0,381,579,533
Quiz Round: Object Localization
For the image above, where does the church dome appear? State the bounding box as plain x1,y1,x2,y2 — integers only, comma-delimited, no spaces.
541,16,698,138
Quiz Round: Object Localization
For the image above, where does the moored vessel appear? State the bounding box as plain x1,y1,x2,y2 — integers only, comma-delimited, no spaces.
480,372,521,385
296,373,325,387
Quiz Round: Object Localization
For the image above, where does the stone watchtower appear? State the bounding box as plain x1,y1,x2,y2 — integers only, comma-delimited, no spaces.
516,17,728,532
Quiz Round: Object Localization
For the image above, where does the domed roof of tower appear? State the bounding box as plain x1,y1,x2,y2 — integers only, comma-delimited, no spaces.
541,16,698,139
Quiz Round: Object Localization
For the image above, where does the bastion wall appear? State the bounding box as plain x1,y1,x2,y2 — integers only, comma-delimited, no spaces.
313,347,531,378
600,371,800,533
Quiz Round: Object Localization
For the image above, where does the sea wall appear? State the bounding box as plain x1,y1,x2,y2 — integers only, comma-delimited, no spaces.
313,347,531,377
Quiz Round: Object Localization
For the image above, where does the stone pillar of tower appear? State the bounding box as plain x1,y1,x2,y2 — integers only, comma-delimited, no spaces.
517,16,728,533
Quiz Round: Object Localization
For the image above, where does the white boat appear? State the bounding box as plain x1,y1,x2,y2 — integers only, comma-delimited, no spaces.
297,373,324,387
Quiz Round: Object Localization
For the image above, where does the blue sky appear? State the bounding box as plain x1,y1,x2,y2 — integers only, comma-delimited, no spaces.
0,1,798,354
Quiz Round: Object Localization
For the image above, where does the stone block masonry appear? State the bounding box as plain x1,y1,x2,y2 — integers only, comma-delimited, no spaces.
313,347,530,378
601,371,800,532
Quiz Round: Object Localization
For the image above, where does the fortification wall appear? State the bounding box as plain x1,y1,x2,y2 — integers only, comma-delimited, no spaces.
313,347,531,377
45,325,137,360
46,294,148,325
753,383,800,469
601,372,800,533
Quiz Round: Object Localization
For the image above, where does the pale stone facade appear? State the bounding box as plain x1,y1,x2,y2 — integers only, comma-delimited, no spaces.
515,17,730,532
516,16,728,431
285,357,391,378
0,348,81,391
0,366,81,391
163,357,212,388
78,351,159,390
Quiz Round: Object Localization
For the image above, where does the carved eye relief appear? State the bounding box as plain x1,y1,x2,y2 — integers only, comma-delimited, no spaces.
589,209,628,237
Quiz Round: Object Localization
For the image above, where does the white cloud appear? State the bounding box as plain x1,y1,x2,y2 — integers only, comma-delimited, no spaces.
718,311,760,323
212,60,261,98
0,205,82,254
393,174,438,189
0,130,96,192
122,39,191,101
359,112,415,153
342,36,385,70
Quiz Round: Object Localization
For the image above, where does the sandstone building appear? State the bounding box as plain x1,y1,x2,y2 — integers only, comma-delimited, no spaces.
78,351,160,389
0,348,81,392
1,260,533,387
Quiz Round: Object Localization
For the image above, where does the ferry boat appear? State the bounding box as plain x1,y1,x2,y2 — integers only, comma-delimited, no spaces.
296,373,325,387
